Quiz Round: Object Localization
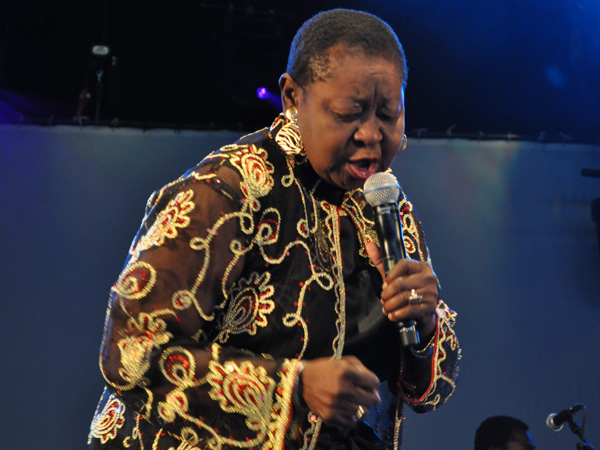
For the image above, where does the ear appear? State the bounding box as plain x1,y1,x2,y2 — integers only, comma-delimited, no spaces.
278,73,300,112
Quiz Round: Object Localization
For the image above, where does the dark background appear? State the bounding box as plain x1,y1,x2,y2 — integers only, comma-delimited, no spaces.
1,0,599,141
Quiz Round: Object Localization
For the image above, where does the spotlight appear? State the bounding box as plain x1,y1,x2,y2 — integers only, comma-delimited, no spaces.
92,45,111,57
256,87,269,99
255,86,282,110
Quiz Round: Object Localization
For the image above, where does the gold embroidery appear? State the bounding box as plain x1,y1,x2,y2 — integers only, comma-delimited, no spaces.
185,146,276,319
122,413,144,448
228,145,275,212
156,348,201,423
115,313,172,389
342,191,378,259
188,211,253,313
216,271,276,341
88,394,126,444
281,270,334,359
404,300,460,410
159,347,197,388
169,428,205,450
171,289,213,321
112,261,157,300
265,359,301,449
157,389,190,423
399,198,428,261
134,189,195,257
319,202,346,358
207,360,275,432
254,208,282,246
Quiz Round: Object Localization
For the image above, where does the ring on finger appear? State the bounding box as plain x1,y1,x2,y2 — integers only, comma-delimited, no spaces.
351,405,366,422
408,288,423,305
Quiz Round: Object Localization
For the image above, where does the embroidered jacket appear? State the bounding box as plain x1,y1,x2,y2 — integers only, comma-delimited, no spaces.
88,114,460,449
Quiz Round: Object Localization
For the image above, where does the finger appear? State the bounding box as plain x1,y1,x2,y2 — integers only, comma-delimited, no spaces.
338,357,381,405
340,357,380,386
385,258,421,281
382,293,437,333
382,261,438,301
353,386,381,408
383,287,425,311
329,396,375,432
347,375,381,406
380,260,415,297
365,242,385,281
347,367,380,391
384,285,436,313
321,393,370,431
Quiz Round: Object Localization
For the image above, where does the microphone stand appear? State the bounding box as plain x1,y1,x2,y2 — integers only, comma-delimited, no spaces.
566,415,595,450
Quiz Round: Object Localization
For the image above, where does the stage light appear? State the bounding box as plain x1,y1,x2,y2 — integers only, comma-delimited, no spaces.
255,86,282,110
256,87,269,99
92,45,111,57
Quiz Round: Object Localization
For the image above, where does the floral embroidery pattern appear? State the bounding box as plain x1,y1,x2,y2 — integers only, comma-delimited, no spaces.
216,272,275,341
157,388,190,424
228,146,275,212
115,313,172,388
207,360,275,432
399,199,425,260
88,394,126,444
133,189,195,257
159,347,197,388
112,261,157,300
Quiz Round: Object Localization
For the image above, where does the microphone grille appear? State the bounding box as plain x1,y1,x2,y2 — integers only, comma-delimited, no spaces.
546,413,563,431
363,172,400,207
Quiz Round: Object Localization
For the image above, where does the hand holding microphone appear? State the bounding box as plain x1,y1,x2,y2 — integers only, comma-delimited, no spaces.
364,172,438,347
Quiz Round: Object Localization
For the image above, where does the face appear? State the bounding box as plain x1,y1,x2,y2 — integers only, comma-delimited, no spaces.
280,48,406,191
504,430,536,450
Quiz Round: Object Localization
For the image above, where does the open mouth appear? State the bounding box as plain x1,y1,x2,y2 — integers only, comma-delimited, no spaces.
348,158,379,180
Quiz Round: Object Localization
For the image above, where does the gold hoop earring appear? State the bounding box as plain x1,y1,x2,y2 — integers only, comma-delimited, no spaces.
276,112,305,157
285,106,298,123
401,134,407,152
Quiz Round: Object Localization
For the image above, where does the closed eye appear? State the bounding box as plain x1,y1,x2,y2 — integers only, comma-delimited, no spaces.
335,112,361,122
377,110,399,122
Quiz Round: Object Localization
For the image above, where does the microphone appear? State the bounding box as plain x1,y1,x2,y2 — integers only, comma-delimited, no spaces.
546,403,584,431
363,172,419,348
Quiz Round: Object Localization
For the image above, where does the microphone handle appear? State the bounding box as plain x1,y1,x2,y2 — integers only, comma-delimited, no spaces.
374,204,420,347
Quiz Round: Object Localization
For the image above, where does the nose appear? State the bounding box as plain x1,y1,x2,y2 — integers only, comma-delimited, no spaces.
353,116,383,147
